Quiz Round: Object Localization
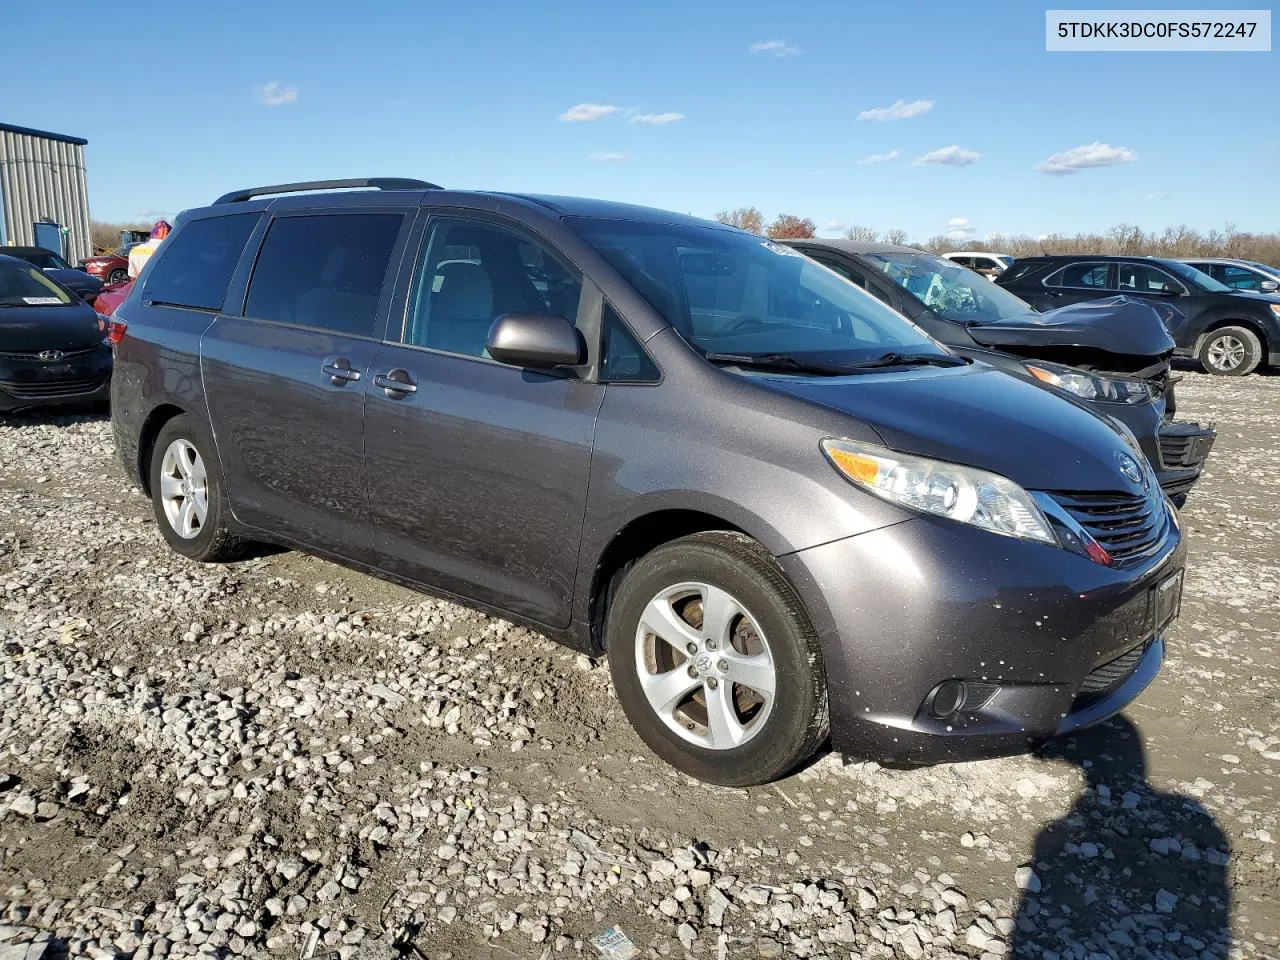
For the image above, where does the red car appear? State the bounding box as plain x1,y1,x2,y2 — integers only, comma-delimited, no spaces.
80,243,139,285
94,278,133,316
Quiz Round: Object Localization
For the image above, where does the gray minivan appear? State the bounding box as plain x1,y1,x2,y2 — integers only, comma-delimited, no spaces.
110,179,1185,785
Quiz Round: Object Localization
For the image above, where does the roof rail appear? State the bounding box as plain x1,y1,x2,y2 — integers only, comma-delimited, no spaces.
212,178,442,205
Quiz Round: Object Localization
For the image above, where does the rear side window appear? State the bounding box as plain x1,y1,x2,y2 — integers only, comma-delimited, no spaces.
245,213,404,337
143,214,258,311
1045,262,1111,289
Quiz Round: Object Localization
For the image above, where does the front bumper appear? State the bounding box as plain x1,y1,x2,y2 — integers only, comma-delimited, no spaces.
779,508,1184,765
0,346,113,413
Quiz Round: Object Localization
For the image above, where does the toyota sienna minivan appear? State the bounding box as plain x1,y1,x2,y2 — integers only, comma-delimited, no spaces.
110,179,1185,786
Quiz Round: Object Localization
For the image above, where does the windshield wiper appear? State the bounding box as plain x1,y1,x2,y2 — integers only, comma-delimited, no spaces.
845,352,971,370
702,352,861,376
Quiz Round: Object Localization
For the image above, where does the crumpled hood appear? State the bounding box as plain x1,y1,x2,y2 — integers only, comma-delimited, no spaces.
967,296,1176,358
0,302,105,352
758,363,1142,493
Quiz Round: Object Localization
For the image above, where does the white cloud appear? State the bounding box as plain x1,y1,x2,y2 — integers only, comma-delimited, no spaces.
560,103,620,123
1035,142,1137,175
588,151,627,163
947,217,972,229
749,39,801,56
914,145,981,167
946,217,976,241
824,220,849,232
1146,191,1172,201
858,149,901,165
858,99,934,122
256,81,299,107
629,112,685,125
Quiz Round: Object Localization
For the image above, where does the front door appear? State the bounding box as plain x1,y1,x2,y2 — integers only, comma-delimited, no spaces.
363,214,603,626
200,208,411,561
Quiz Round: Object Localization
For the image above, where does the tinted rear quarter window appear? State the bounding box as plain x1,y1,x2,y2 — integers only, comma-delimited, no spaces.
245,213,404,338
143,214,259,311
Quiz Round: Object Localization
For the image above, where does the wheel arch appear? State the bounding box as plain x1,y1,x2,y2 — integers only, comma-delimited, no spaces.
1194,316,1270,355
584,509,753,653
136,403,187,496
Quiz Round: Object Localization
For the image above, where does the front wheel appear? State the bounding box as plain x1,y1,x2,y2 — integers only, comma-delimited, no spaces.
1198,326,1262,376
149,415,244,562
107,268,128,285
605,531,828,786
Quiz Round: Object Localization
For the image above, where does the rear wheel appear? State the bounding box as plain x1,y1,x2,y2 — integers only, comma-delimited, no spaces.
149,415,243,562
606,531,828,786
107,268,128,285
1198,325,1262,376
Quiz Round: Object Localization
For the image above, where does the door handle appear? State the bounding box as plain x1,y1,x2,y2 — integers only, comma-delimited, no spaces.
374,369,418,397
322,358,362,385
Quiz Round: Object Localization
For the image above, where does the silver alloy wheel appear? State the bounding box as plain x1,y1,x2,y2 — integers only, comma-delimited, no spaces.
1207,334,1246,371
159,438,209,539
635,581,776,750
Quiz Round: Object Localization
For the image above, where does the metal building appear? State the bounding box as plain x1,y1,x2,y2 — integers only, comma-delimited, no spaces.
0,122,91,264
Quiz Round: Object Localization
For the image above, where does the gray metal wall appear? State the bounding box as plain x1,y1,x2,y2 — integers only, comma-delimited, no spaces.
0,129,92,264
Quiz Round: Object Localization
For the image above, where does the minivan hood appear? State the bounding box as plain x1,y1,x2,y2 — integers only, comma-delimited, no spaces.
0,302,105,352
967,296,1176,359
757,363,1139,493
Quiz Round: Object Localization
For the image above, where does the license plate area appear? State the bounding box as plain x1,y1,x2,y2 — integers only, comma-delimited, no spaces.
1154,572,1183,632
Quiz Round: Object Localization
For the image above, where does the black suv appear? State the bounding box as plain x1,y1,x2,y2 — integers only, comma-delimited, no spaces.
782,240,1215,506
110,179,1186,783
996,255,1280,375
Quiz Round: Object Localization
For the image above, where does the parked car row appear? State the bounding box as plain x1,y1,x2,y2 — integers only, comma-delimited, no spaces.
102,178,1190,785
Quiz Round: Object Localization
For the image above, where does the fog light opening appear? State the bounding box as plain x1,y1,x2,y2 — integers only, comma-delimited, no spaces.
930,680,967,718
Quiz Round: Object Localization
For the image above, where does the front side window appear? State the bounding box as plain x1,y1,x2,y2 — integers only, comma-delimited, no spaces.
403,218,582,358
1212,264,1265,291
863,251,1032,324
569,218,945,363
601,303,660,382
1117,263,1183,295
1159,258,1230,293
245,213,403,336
1045,262,1111,289
144,214,259,312
0,260,73,306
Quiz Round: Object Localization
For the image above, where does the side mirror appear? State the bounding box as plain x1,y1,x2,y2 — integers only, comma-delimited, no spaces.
486,313,584,369
1260,280,1279,293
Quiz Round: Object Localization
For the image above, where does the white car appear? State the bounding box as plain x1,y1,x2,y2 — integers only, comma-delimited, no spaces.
1179,258,1280,294
942,251,1015,279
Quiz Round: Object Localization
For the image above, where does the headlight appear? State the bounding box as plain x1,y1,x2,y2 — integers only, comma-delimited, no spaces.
1269,304,1280,318
821,439,1058,545
1025,361,1151,404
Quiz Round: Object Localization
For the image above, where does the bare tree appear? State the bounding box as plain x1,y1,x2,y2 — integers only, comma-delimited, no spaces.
884,228,908,245
766,214,817,240
843,225,879,242
715,207,764,235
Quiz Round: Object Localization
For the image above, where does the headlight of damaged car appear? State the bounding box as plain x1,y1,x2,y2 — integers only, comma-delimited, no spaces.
821,439,1057,545
1024,361,1152,404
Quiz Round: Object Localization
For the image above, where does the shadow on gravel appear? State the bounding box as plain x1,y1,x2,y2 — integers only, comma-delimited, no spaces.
0,404,109,427
1012,715,1231,959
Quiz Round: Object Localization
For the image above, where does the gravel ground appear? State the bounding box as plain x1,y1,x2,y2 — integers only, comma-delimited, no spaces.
1,369,1278,960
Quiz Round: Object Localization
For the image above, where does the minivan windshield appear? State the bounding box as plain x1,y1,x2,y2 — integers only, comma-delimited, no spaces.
1160,259,1231,293
0,260,73,307
568,218,947,365
862,251,1034,325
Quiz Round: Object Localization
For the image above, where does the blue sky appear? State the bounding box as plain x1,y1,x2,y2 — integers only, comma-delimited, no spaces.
10,0,1278,242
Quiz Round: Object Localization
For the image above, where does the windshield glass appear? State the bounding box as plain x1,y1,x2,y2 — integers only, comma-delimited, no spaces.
567,218,945,363
0,260,73,306
862,251,1033,324
18,250,70,270
1161,259,1231,293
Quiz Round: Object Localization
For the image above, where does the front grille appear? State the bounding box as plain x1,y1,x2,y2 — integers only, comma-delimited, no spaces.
1159,431,1213,468
1050,489,1167,567
1077,642,1149,697
0,377,105,399
0,347,98,361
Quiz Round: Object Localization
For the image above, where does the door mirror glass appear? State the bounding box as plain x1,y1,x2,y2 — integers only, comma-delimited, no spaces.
487,313,584,369
1260,280,1279,293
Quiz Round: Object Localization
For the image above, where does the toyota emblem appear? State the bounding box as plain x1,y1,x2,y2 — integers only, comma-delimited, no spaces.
37,350,64,362
1115,451,1145,486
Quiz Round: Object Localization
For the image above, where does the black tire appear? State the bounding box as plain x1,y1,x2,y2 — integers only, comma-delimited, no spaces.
1197,325,1262,376
605,531,828,786
107,268,128,285
148,414,244,562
